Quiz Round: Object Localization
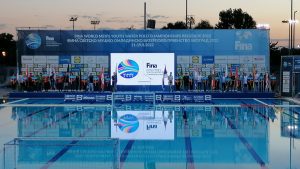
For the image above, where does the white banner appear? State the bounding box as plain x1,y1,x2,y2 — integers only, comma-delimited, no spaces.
111,53,175,86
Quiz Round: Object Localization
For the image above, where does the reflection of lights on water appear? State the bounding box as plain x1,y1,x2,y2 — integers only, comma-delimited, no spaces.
287,125,298,130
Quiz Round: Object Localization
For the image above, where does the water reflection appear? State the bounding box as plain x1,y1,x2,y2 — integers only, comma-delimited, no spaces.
10,105,272,167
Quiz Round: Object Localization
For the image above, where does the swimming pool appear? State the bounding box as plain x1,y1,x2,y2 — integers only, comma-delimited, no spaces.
0,98,299,169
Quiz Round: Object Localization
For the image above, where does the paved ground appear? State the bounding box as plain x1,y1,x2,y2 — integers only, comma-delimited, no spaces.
0,87,12,98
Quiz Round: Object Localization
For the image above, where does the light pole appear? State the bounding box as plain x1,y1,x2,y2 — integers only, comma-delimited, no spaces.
91,20,100,30
293,11,297,50
186,0,188,28
282,20,291,54
69,17,78,30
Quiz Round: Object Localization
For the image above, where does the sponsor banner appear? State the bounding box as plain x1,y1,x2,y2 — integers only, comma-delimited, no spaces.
33,68,43,72
21,55,34,64
202,56,214,64
282,71,290,93
96,56,109,63
253,55,265,64
49,64,59,68
73,64,84,68
59,55,71,64
33,55,47,64
177,56,190,64
64,94,111,103
215,55,228,64
71,68,80,72
84,56,97,64
47,55,59,64
72,56,83,64
202,67,210,72
191,56,202,64
113,93,154,104
59,68,67,72
294,58,300,72
89,64,97,68
155,93,212,104
84,68,93,72
37,64,47,68
227,55,240,64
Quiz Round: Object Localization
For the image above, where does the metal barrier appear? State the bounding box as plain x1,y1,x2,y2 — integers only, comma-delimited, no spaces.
3,137,120,169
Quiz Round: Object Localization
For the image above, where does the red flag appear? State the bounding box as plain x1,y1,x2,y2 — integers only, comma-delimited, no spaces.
235,66,239,78
25,65,28,77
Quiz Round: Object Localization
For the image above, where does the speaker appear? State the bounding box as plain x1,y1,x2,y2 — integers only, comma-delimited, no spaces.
147,19,156,29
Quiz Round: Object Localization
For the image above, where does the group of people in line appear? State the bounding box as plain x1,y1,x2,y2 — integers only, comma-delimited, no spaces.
10,71,118,92
166,70,277,92
10,69,277,93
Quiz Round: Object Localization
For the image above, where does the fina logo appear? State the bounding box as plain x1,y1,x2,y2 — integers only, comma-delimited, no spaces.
25,33,42,49
235,31,253,51
118,114,139,133
118,59,139,78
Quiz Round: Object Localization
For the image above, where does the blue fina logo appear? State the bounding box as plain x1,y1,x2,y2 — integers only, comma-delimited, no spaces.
118,59,139,78
25,33,42,49
118,114,139,133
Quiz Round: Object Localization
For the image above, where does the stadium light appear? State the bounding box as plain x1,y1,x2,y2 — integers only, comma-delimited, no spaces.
69,17,78,30
256,24,270,29
91,20,100,30
1,51,6,57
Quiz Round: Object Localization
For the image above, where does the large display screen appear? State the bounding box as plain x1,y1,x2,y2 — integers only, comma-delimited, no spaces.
111,111,174,140
110,53,175,86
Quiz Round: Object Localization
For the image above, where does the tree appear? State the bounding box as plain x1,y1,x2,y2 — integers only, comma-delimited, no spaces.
0,33,16,66
215,8,256,29
162,21,187,29
269,42,281,73
194,20,213,29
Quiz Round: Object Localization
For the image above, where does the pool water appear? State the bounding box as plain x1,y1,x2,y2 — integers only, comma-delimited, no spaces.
0,98,299,169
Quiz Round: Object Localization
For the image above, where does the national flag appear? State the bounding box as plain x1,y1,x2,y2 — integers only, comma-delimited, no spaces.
235,66,239,78
229,65,233,77
25,65,28,77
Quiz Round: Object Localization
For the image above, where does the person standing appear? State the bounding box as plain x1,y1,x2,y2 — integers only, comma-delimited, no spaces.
254,71,259,92
112,72,117,92
243,73,248,92
221,73,226,92
183,72,190,91
265,72,271,92
88,73,94,92
168,72,173,92
271,73,277,92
